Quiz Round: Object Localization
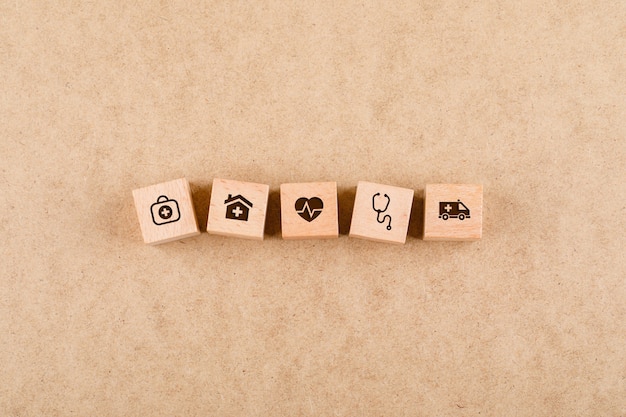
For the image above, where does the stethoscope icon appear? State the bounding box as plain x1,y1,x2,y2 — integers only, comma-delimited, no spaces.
372,192,392,230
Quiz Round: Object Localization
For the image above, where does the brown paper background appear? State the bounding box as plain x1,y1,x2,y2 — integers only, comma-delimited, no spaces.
1,2,625,415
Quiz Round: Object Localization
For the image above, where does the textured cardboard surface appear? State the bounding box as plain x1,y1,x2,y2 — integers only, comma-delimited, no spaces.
1,2,625,416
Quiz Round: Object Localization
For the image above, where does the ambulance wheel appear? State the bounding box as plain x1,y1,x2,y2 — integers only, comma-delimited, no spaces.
442,213,449,220
458,214,465,221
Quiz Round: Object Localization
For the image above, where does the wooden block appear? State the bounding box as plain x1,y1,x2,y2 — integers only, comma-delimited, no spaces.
280,182,338,240
132,178,201,245
349,181,414,244
207,178,269,240
423,184,483,241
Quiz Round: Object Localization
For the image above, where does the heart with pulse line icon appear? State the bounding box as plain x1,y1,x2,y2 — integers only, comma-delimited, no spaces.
294,197,324,222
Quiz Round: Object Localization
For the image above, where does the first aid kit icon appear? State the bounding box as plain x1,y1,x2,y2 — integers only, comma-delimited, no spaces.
151,195,181,225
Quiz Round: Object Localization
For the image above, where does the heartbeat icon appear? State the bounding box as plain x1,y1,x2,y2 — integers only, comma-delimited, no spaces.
295,197,324,222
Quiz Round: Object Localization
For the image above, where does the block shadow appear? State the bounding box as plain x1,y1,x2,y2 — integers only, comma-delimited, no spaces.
338,186,356,235
190,181,212,232
264,188,282,237
407,188,424,240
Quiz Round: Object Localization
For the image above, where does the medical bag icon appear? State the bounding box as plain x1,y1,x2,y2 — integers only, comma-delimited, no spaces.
151,195,181,225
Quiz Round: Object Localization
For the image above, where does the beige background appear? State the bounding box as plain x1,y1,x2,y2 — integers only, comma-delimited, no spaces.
1,1,625,416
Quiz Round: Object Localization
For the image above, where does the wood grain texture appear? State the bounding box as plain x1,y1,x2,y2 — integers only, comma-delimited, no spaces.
423,184,483,241
349,181,414,244
207,178,269,240
280,182,338,239
132,178,200,245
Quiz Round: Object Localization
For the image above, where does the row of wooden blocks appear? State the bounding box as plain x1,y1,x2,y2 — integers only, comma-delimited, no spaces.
133,178,483,245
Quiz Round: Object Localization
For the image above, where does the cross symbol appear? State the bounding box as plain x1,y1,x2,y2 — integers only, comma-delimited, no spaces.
160,206,171,217
444,204,452,212
232,206,243,218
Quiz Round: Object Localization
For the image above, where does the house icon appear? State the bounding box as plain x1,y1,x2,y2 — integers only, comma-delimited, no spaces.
224,194,253,221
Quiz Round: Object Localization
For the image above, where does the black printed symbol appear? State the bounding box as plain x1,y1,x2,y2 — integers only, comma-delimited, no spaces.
224,194,253,221
151,195,181,225
439,200,471,221
295,197,323,222
372,193,392,230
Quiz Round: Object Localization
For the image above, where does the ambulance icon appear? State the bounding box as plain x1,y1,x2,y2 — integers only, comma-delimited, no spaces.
439,200,470,221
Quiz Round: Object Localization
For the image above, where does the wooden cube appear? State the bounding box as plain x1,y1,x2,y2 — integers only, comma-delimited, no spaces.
280,182,338,240
132,178,201,245
423,184,483,241
206,178,269,240
349,181,414,244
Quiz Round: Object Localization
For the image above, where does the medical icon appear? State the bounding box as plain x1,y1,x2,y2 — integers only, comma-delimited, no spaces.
224,194,253,221
295,197,324,222
372,192,392,230
439,200,470,220
151,195,181,225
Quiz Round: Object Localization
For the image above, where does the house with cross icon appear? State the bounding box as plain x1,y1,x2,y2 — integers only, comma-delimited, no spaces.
224,194,253,221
